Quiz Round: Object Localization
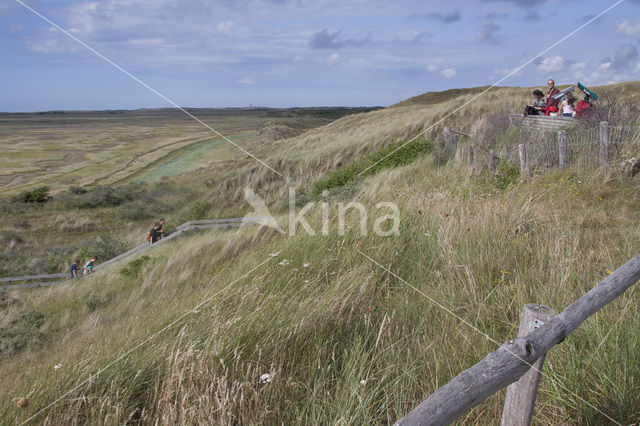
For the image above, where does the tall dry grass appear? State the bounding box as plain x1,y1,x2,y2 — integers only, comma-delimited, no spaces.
2,148,639,424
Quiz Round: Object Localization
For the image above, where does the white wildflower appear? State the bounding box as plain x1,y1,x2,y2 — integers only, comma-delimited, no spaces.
278,259,290,266
303,263,311,268
54,364,62,371
360,379,366,386
260,373,272,383
269,251,280,257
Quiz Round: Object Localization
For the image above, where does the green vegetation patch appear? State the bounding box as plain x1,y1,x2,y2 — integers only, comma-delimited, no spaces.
313,138,432,195
0,310,45,360
120,255,150,278
13,186,50,203
478,161,521,192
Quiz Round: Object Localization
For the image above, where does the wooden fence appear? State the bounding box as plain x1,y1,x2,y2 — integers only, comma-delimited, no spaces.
0,217,266,290
447,121,639,178
395,253,640,425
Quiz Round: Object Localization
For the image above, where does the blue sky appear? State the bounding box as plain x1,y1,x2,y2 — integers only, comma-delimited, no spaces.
1,0,639,111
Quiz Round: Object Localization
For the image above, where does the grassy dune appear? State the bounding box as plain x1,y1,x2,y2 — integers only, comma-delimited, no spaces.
2,161,639,424
1,83,639,424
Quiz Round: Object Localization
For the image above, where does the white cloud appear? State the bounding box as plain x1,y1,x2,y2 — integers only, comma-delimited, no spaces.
571,62,587,80
537,56,564,73
427,65,437,72
327,52,340,66
216,21,234,33
618,20,640,36
237,78,253,84
440,67,456,78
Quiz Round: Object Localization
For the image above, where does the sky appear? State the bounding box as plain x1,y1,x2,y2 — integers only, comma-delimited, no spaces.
1,0,639,112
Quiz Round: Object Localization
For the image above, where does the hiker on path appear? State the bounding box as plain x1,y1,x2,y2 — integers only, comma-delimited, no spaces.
71,258,80,278
83,255,98,276
149,222,161,245
157,218,165,240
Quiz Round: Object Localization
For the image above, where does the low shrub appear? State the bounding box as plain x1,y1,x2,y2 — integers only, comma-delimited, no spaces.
0,230,23,247
186,200,210,220
313,139,432,195
69,186,87,195
84,294,101,312
479,160,521,191
120,255,150,277
0,327,43,359
72,184,142,209
75,237,127,264
117,201,154,221
313,163,361,195
21,310,45,328
14,186,50,204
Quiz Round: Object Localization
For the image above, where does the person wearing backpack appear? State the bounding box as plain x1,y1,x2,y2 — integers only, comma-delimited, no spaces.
148,222,160,245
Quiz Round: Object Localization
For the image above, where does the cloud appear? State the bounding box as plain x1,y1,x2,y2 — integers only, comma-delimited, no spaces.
571,62,586,71
427,64,437,72
482,0,546,8
440,68,456,78
237,78,253,84
523,11,540,22
409,31,433,44
536,56,564,73
327,52,340,66
216,21,234,33
423,9,462,24
477,18,500,44
309,29,370,49
606,44,639,71
618,20,640,36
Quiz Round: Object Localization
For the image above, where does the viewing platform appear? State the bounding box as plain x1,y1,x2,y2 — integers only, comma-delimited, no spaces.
509,113,578,131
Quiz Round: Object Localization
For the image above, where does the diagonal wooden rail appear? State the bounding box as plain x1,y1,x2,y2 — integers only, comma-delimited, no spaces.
0,217,268,290
395,252,640,426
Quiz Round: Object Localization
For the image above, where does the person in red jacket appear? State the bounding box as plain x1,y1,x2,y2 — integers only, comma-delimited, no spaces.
545,79,560,109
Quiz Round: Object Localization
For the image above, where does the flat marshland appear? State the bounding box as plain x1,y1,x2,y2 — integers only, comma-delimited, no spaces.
1,84,639,424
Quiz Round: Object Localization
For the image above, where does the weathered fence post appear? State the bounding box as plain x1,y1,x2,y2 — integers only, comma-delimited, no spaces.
443,127,460,164
489,150,497,174
599,121,609,167
518,144,528,179
501,304,556,426
443,127,451,150
558,130,568,169
468,145,474,166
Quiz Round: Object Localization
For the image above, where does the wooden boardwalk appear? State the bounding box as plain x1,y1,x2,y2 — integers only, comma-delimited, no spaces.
0,217,266,290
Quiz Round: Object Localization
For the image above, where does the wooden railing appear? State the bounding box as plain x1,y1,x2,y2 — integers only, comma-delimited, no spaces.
395,252,640,425
0,217,267,290
448,122,640,177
